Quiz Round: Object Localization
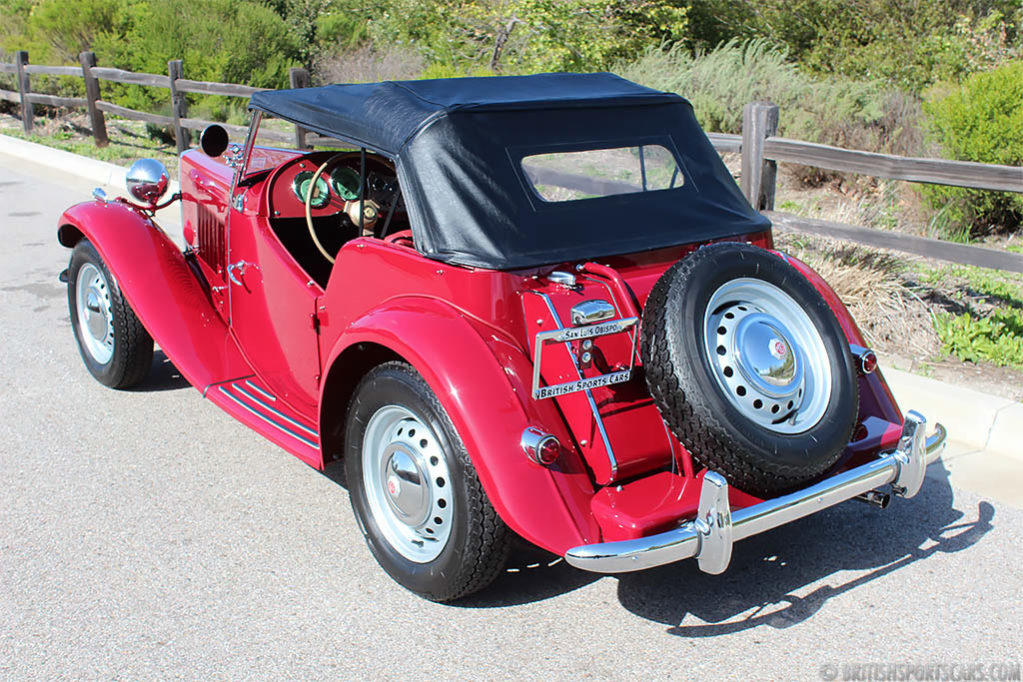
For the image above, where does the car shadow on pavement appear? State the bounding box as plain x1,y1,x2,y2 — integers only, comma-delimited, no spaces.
457,540,603,607
131,349,191,392
613,462,993,636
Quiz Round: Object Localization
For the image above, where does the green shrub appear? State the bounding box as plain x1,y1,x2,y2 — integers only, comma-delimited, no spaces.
934,309,1023,369
364,0,688,74
0,0,301,117
923,62,1023,237
97,0,300,113
683,1,1023,93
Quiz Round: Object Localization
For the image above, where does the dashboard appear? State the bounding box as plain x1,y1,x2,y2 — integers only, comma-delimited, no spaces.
267,151,403,225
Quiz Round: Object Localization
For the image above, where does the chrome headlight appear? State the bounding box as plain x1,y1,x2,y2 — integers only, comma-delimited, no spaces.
125,159,169,206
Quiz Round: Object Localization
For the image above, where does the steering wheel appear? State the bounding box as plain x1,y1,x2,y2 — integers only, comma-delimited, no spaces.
304,153,384,264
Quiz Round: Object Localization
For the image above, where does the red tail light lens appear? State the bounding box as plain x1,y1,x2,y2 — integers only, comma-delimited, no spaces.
537,437,561,465
521,427,561,466
860,350,878,374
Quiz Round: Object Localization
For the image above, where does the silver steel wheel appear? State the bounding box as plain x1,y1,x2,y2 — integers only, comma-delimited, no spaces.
75,262,114,366
361,405,454,563
703,278,832,434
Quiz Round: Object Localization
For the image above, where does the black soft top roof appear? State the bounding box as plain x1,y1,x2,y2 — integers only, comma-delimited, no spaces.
249,73,770,270
249,73,678,155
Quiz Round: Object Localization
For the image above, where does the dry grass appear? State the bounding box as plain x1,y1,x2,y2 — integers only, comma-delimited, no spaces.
775,233,941,360
313,45,425,85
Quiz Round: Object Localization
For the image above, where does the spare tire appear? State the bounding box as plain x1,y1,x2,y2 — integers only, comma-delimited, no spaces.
641,242,858,497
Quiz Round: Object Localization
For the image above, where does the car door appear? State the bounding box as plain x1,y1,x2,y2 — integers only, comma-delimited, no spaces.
226,194,322,417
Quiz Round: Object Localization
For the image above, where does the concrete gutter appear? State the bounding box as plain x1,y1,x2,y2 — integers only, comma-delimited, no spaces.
0,133,179,195
883,367,1022,462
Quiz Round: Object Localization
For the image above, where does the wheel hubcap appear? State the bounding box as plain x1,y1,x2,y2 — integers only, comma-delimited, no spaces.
704,278,832,434
733,313,802,393
362,406,453,563
75,263,114,365
382,444,430,526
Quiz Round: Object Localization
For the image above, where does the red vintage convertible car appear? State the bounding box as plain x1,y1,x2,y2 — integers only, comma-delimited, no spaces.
58,73,946,601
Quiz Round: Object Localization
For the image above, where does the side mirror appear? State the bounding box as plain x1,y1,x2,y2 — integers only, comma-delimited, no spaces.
125,159,169,207
200,124,229,158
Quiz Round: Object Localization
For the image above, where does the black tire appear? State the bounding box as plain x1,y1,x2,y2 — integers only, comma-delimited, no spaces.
67,239,153,389
344,361,511,602
641,242,858,497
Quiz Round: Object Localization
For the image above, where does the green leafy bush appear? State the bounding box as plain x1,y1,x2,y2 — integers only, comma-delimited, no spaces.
923,61,1023,237
95,0,300,112
365,0,688,74
0,0,300,122
934,309,1023,368
681,1,1023,93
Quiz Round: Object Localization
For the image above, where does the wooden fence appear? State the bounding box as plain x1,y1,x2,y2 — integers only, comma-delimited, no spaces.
732,102,1023,273
0,50,306,151
2,51,1022,273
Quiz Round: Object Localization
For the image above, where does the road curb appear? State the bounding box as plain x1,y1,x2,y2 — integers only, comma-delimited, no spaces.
883,366,1022,462
0,133,179,195
0,133,129,188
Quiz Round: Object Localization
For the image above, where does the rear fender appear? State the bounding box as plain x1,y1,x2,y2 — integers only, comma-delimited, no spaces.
57,200,250,389
320,297,598,555
783,253,902,424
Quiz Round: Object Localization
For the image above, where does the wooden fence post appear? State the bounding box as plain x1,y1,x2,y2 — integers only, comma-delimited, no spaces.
79,51,108,147
289,67,309,149
15,50,32,134
168,59,188,153
740,101,779,211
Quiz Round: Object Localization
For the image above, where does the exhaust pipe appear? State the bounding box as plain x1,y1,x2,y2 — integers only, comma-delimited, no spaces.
855,490,891,509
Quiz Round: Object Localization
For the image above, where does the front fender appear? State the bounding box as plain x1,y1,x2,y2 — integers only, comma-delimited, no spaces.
58,200,250,389
320,297,598,555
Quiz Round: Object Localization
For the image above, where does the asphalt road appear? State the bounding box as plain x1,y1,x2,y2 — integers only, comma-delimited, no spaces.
1,155,1021,680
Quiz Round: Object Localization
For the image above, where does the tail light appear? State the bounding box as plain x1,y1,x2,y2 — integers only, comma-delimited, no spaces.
521,427,561,465
851,345,878,375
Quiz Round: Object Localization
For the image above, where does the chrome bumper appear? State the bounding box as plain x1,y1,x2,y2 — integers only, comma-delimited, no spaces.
564,411,947,574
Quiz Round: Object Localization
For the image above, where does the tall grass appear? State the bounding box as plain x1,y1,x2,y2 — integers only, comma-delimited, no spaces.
617,40,924,162
313,45,426,85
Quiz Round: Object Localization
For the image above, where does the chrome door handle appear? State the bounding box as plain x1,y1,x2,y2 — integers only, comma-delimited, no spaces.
227,260,249,286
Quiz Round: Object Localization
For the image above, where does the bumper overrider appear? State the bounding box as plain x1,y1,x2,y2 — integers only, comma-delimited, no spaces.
565,411,947,574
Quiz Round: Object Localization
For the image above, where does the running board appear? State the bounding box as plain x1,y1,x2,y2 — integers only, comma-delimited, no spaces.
206,377,321,468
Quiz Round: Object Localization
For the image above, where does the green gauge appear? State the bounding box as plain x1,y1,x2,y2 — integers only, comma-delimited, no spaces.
330,166,362,201
293,170,330,208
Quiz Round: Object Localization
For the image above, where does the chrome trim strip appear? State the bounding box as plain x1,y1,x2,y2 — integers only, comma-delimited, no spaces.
564,414,946,574
201,374,256,398
526,291,619,479
244,379,277,402
231,383,318,439
218,385,318,449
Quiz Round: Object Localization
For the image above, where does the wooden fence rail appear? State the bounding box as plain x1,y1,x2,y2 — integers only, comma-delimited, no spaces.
1,52,1021,272
0,50,306,153
736,101,1023,274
